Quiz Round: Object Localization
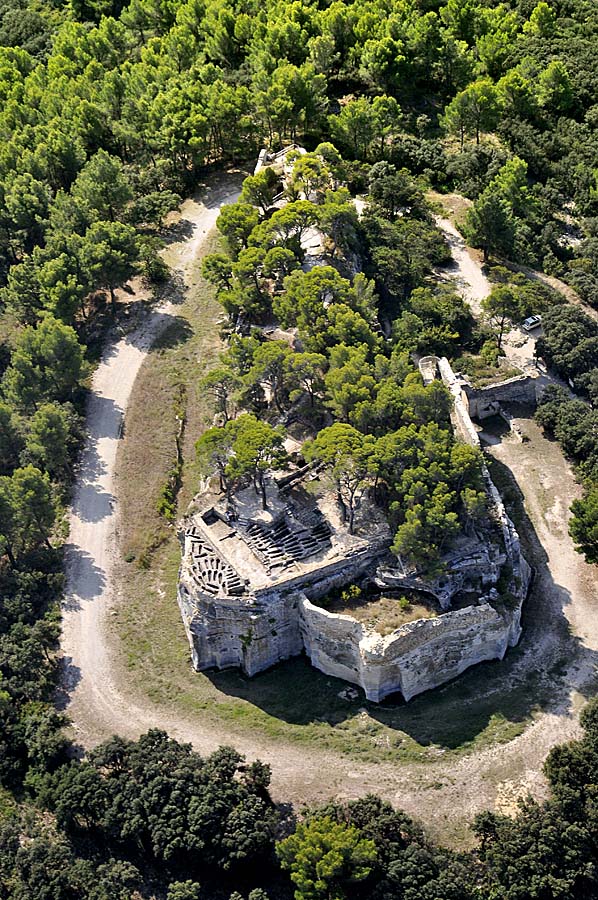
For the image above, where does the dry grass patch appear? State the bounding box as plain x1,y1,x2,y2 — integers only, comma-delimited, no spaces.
324,591,438,637
116,234,223,566
428,190,473,228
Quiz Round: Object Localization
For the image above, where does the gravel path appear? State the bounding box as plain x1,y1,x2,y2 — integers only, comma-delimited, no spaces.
60,186,598,844
61,179,241,740
435,216,491,317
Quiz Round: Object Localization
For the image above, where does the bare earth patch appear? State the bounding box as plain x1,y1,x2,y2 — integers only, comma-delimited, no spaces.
428,190,474,229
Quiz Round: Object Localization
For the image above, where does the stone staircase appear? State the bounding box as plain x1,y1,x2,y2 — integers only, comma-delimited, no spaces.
236,509,331,575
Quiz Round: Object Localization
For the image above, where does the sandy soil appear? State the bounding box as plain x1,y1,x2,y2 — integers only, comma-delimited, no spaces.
435,216,490,318
61,181,598,845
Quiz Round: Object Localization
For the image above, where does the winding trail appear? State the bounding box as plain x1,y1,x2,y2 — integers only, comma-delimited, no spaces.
62,178,242,739
61,182,598,843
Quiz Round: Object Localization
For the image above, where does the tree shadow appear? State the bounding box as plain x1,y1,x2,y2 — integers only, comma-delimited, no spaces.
55,657,82,711
190,173,244,209
69,394,121,524
72,423,107,485
71,482,114,524
151,271,187,307
79,391,123,442
99,310,192,366
478,414,511,445
62,545,107,609
204,448,598,751
152,316,193,350
162,217,195,245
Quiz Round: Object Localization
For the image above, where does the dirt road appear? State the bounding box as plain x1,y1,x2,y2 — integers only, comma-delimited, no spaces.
435,216,491,317
435,215,550,377
61,178,241,741
62,181,598,844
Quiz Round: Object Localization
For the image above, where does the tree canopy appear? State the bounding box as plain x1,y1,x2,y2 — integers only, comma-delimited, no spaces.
2,1,598,897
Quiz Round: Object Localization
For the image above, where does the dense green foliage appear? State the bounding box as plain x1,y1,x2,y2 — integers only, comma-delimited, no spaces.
1,730,278,899
1,0,598,896
199,155,488,563
38,732,277,871
7,707,598,898
0,0,597,289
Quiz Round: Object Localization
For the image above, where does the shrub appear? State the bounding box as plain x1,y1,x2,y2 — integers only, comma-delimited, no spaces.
341,584,362,604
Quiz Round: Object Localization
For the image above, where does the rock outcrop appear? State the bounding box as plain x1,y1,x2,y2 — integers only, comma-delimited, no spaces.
177,523,384,677
299,593,525,702
177,458,531,702
177,356,531,703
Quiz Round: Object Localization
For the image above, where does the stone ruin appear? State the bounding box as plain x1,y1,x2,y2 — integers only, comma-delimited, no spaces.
178,481,389,682
419,352,543,422
177,436,531,702
176,152,532,703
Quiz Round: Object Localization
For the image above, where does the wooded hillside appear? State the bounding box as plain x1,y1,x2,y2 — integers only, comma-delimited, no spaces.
1,0,598,897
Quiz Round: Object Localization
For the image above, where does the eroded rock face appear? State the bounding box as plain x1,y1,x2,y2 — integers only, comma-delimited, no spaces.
177,382,531,704
299,587,527,703
374,541,507,611
177,505,531,702
178,581,303,676
176,519,388,679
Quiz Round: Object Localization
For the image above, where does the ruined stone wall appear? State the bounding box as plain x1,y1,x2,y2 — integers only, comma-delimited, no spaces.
178,581,304,676
253,546,387,604
437,356,482,447
179,540,529,701
299,601,364,687
463,374,538,420
177,541,386,678
299,597,524,702
436,356,531,596
178,354,531,701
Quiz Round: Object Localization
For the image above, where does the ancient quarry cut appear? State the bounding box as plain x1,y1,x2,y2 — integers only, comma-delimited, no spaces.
177,356,531,703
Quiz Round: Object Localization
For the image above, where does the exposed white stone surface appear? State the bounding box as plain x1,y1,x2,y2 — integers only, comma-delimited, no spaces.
177,476,530,702
299,593,525,702
177,356,530,703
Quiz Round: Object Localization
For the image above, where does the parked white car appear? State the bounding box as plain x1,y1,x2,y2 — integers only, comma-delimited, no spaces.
522,315,542,332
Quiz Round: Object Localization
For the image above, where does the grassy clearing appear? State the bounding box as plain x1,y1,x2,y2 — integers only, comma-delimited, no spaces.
115,232,223,566
322,591,437,636
427,190,473,229
111,229,546,768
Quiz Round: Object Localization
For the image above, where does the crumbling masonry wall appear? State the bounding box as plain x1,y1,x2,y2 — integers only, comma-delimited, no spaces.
178,503,529,704
291,355,531,700
178,531,387,679
462,374,538,419
177,355,530,702
299,596,523,702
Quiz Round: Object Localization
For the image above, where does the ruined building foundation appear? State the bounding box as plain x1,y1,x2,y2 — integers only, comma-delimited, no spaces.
177,398,531,702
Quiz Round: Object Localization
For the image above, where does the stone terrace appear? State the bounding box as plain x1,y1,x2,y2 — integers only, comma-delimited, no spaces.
185,480,377,599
